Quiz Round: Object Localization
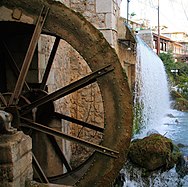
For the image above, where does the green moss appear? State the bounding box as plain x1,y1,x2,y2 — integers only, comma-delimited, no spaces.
133,101,144,134
128,134,182,171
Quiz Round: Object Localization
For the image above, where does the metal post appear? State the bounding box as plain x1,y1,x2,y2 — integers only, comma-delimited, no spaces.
127,0,130,24
157,0,160,55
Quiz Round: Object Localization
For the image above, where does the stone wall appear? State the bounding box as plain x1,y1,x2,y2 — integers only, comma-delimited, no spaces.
117,17,136,89
56,0,121,48
52,0,137,88
38,34,104,169
137,29,154,49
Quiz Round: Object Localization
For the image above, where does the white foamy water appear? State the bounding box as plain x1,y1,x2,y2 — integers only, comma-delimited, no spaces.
134,36,170,137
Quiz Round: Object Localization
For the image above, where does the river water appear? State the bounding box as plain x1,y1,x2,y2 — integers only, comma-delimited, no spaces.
164,109,188,156
122,109,188,187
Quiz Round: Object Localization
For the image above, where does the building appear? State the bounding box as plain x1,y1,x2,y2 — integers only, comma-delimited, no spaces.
127,18,188,62
162,32,188,62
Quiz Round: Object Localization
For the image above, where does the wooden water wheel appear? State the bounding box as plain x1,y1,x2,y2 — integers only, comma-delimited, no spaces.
0,0,133,186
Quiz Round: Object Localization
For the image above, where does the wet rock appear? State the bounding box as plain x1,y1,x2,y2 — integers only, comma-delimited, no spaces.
176,155,188,178
128,134,182,171
114,173,126,187
177,143,188,148
167,114,175,118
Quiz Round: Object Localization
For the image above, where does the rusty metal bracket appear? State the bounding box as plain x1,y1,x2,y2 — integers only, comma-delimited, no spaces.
12,8,22,20
0,110,16,134
20,117,119,158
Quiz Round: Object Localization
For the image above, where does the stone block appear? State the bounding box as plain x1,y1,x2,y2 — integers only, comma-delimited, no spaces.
99,29,114,46
86,4,95,12
0,152,32,181
0,132,32,186
0,132,32,164
38,53,46,70
47,69,55,85
116,0,122,7
0,164,32,187
106,13,117,30
96,0,113,13
54,0,71,7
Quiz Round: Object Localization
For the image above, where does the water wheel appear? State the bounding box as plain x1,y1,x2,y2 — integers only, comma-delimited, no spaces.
0,0,133,186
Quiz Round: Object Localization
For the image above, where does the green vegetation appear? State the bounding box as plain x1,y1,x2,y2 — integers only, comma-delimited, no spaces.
159,50,188,111
128,134,182,171
133,101,144,134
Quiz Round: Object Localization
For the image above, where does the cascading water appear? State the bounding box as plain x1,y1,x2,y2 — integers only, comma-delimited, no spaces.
120,36,188,186
134,36,170,137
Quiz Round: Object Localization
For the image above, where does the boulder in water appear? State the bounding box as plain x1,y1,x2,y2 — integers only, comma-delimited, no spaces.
167,114,175,118
177,143,188,148
128,134,182,171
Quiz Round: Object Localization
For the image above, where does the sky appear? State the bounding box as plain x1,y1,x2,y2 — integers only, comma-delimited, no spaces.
120,0,188,33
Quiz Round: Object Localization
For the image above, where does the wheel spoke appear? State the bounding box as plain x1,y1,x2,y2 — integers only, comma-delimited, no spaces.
0,93,7,107
54,112,104,133
47,135,72,172
2,40,30,91
20,117,118,158
8,6,49,106
20,64,114,115
40,37,61,90
32,153,49,183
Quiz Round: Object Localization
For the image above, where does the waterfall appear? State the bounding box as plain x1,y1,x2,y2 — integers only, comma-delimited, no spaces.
134,36,170,137
120,36,188,187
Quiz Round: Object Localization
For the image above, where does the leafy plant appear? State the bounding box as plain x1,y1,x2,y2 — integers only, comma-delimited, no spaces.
159,51,188,109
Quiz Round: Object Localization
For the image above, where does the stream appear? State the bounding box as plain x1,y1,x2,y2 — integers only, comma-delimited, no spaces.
164,109,188,156
121,109,188,187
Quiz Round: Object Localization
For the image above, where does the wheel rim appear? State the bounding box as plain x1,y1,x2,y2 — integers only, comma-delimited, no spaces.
0,0,133,186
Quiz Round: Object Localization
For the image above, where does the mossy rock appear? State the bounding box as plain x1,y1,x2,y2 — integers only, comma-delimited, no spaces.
128,134,181,171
